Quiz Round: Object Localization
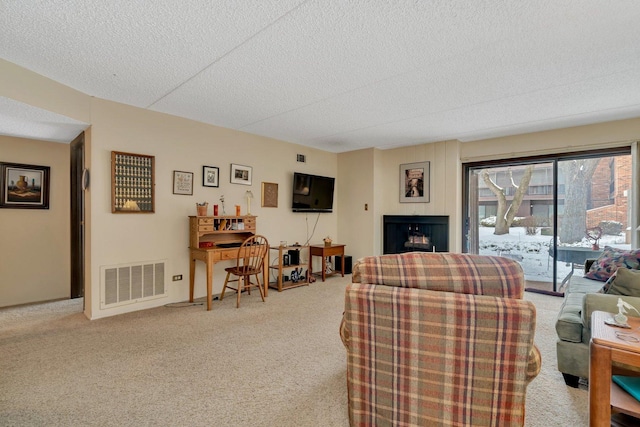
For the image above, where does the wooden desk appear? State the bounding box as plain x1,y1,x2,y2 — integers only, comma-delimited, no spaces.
189,246,269,310
309,244,345,282
589,310,640,425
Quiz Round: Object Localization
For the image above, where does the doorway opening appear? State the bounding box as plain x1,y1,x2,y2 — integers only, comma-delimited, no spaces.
70,132,85,300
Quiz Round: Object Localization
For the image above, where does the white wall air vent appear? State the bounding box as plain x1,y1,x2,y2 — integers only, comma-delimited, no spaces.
296,154,306,163
100,260,167,309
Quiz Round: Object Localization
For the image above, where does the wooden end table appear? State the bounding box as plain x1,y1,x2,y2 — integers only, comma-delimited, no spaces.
309,244,345,281
589,310,640,425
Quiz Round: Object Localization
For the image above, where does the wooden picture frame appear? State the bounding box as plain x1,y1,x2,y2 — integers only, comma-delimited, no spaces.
261,182,278,207
111,151,155,213
202,165,219,187
0,162,50,209
230,163,252,185
400,161,430,203
173,170,194,195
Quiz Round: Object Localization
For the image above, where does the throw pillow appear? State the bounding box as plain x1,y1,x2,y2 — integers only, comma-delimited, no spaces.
585,246,640,282
606,267,640,297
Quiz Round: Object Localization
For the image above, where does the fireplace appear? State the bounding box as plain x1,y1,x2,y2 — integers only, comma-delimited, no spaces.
383,215,449,254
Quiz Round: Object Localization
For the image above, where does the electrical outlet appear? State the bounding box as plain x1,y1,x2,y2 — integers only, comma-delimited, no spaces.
172,274,183,281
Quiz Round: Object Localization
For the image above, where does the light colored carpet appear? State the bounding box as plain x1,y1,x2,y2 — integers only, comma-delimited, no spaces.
1,277,587,426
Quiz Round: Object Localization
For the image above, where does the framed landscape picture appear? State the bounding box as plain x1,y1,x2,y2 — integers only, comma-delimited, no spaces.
400,161,429,203
0,162,50,209
230,163,252,185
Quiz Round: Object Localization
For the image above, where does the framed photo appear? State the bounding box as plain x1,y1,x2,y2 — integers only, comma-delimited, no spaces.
111,151,155,213
261,182,278,207
230,163,252,186
173,170,194,195
400,161,430,203
202,166,219,187
0,162,50,209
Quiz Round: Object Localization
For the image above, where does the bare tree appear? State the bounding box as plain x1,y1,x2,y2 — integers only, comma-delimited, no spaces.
481,166,535,235
558,159,600,243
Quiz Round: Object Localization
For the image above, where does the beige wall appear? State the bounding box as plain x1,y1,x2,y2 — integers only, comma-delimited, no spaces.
3,58,640,317
460,118,640,162
337,149,375,263
337,140,462,256
0,135,70,307
87,98,337,318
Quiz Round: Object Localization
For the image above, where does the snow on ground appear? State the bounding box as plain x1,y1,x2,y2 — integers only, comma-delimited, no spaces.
478,227,629,283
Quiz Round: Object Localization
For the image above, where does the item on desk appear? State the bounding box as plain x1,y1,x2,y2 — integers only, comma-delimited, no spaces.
213,204,218,216
605,317,632,328
613,376,640,402
196,202,208,216
614,298,640,327
235,205,241,216
280,241,287,247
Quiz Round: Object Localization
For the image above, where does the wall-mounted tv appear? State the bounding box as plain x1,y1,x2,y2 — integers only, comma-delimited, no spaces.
292,172,335,213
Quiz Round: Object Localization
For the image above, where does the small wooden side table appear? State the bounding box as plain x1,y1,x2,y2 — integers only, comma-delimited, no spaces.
309,244,345,282
589,310,640,426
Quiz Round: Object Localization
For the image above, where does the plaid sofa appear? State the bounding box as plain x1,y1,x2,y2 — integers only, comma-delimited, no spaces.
341,252,540,427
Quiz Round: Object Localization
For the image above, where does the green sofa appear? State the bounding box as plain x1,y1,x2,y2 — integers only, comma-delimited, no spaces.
556,260,640,387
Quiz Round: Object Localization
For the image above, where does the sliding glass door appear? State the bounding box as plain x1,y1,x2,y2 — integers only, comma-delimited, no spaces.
464,149,631,293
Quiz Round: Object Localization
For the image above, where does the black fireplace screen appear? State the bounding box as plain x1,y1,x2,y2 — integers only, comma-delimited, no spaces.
383,215,449,254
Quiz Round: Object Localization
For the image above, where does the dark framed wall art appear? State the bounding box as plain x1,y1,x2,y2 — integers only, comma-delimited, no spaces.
0,162,50,209
400,161,430,203
203,165,219,187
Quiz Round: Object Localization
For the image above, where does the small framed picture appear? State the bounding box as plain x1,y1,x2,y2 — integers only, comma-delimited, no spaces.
230,163,252,186
173,170,194,195
261,182,278,207
203,166,219,187
400,161,430,203
0,162,50,209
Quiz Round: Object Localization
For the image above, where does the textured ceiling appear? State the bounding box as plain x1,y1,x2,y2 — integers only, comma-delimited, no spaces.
2,1,640,152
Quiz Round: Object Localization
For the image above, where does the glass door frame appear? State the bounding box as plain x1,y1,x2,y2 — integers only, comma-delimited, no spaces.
462,147,630,293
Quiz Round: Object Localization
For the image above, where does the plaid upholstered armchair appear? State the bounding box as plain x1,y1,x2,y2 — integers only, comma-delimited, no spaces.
340,252,540,427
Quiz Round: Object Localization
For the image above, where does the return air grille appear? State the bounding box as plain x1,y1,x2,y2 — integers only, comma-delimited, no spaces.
100,260,167,309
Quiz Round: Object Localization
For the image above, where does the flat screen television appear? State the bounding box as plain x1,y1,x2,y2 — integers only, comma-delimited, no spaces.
292,172,335,213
